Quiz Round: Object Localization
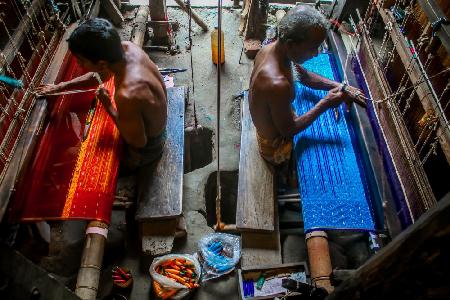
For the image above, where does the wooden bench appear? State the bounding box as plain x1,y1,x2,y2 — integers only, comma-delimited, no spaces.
135,86,185,256
236,93,281,267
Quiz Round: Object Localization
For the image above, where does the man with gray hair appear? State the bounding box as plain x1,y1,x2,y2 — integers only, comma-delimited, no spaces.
249,5,365,166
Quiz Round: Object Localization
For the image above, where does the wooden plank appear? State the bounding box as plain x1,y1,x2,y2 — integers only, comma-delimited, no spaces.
358,30,435,222
101,0,124,26
135,86,185,221
42,24,78,85
378,7,450,165
141,219,177,256
0,0,46,72
327,193,450,300
236,94,275,232
0,101,46,221
87,0,100,19
240,202,281,267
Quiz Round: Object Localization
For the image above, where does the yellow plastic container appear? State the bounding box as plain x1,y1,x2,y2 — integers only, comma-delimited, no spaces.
211,27,225,65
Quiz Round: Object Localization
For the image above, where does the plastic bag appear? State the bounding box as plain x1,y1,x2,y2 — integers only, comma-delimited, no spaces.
198,233,241,281
149,254,202,299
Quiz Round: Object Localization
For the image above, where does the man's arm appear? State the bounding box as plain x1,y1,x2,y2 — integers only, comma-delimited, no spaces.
296,65,367,108
34,71,111,95
96,87,147,148
269,83,345,137
296,65,340,91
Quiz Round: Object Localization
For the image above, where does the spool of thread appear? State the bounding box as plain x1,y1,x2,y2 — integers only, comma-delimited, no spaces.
0,75,24,89
112,266,133,289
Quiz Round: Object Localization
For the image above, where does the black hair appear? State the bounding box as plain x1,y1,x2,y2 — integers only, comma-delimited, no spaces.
67,18,124,63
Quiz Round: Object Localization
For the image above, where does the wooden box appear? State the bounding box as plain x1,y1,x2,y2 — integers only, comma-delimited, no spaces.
237,262,310,300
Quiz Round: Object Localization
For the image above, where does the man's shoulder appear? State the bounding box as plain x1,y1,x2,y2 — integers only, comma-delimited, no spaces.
115,82,149,102
252,72,291,95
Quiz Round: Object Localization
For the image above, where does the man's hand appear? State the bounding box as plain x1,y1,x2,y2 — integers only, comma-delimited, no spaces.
322,86,345,108
342,85,367,108
96,87,118,120
34,83,63,96
96,87,111,107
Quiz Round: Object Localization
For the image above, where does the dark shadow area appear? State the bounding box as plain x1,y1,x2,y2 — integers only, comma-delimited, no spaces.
205,171,238,227
184,126,213,173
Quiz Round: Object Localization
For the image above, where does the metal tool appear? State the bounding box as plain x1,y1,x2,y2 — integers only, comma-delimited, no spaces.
158,68,187,75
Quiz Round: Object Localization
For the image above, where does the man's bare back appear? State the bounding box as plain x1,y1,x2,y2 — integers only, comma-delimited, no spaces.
113,41,167,145
249,43,295,141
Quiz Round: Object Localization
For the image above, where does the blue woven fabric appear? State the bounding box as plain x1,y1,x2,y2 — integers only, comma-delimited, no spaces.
292,54,375,232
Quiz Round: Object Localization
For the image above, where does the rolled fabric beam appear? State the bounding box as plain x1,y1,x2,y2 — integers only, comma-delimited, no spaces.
75,221,108,300
305,230,334,294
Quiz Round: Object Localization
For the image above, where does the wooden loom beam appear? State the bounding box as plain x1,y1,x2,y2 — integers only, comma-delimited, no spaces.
358,28,435,221
326,193,450,300
377,6,450,165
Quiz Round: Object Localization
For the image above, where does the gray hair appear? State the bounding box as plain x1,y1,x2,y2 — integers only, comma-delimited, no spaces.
278,5,328,43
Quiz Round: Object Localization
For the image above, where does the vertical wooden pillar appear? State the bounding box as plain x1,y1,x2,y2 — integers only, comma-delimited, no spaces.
305,231,334,294
244,0,268,40
149,0,170,45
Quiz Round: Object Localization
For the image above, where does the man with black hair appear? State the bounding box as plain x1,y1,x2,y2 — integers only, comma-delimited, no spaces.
36,18,167,170
249,5,366,166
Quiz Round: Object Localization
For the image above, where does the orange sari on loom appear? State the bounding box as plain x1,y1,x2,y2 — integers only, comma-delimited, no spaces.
10,55,121,224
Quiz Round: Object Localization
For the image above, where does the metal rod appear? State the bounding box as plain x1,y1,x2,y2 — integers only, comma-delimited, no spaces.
215,0,223,230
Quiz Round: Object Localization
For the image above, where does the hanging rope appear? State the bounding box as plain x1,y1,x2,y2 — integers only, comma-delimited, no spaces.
215,0,223,230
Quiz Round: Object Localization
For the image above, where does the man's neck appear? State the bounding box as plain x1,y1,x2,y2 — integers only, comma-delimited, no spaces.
273,40,291,68
108,59,126,79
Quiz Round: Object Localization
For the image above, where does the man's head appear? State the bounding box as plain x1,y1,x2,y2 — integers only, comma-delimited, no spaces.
278,5,328,63
67,18,124,72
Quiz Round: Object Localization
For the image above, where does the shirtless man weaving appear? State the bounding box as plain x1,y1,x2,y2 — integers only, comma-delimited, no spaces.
249,5,366,165
36,18,167,170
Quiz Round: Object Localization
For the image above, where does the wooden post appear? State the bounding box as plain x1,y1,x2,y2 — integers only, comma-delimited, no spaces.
239,0,251,35
173,0,209,32
305,231,334,294
101,0,124,26
149,0,170,45
131,6,150,47
327,193,450,299
244,0,268,40
75,221,108,300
